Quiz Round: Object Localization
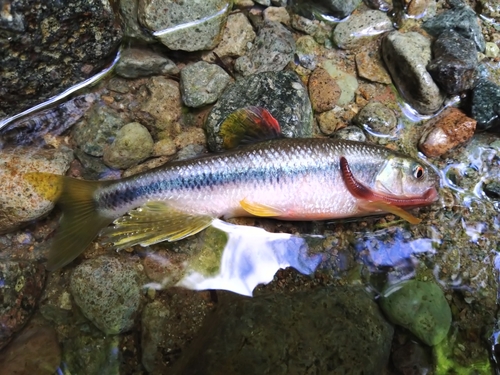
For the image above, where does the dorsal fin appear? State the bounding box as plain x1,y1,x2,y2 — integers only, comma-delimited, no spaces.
219,106,282,150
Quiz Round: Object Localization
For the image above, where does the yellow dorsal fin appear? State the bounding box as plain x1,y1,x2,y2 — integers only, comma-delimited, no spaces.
239,199,284,217
358,201,422,224
101,202,214,249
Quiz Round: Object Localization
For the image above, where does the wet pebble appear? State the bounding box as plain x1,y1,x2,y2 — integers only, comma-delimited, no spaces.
485,42,500,58
295,35,322,71
171,287,393,374
333,10,393,50
422,1,485,52
382,31,445,114
290,13,319,35
115,47,179,78
317,110,347,135
180,61,232,108
405,0,431,17
391,339,432,375
103,122,154,169
308,67,341,113
333,126,367,142
354,101,397,137
0,323,61,375
138,0,230,52
234,21,296,76
471,79,500,131
263,6,291,25
418,107,476,157
120,0,156,43
322,61,359,106
379,280,451,346
153,138,177,157
427,30,478,95
364,0,393,11
0,146,73,233
355,48,392,84
73,104,126,157
70,257,142,335
206,70,313,152
0,261,46,350
294,0,362,19
203,13,256,62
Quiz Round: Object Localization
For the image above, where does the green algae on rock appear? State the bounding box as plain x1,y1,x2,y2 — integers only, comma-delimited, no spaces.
379,280,451,346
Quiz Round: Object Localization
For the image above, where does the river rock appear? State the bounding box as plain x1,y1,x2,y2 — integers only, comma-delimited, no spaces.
422,0,485,52
308,67,341,113
354,101,397,138
471,79,500,131
419,107,476,157
119,0,156,43
380,280,451,346
0,146,73,233
295,35,322,71
234,21,296,76
355,49,392,84
263,6,291,25
333,126,367,142
292,0,363,20
427,30,478,95
0,261,46,350
322,61,359,106
171,287,393,374
333,10,393,49
103,122,154,169
138,0,231,52
180,61,232,108
0,0,122,119
382,31,445,115
205,70,313,152
0,323,61,375
364,0,393,11
203,12,256,62
115,47,179,79
70,257,142,335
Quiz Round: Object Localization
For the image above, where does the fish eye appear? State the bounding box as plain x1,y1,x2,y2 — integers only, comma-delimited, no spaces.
413,164,425,180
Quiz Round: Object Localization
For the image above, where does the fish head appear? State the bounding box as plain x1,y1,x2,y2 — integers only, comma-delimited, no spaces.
373,155,439,205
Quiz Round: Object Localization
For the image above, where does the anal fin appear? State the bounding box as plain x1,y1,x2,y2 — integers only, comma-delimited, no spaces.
358,201,422,224
101,202,214,249
239,199,285,217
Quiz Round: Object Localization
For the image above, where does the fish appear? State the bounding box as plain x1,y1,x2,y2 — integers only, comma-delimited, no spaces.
25,107,439,271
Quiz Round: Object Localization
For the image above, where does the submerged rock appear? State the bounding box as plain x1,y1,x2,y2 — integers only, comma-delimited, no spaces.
321,61,359,106
205,70,313,152
354,101,397,138
115,47,179,79
355,48,392,85
0,146,73,233
380,280,451,346
471,79,500,131
291,0,363,20
234,21,296,76
70,257,142,335
138,0,230,52
172,287,394,374
418,107,476,157
382,31,445,114
308,67,341,113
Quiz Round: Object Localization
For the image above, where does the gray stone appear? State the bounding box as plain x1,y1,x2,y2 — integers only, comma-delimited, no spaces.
333,126,367,142
103,122,154,169
0,146,73,233
205,70,313,152
422,1,485,52
70,257,142,335
291,0,362,20
73,104,126,157
333,10,393,49
382,31,445,115
180,61,232,108
234,21,296,76
354,101,397,137
471,79,500,131
138,0,231,52
295,35,321,71
0,0,122,118
171,287,394,374
119,0,156,43
115,47,179,79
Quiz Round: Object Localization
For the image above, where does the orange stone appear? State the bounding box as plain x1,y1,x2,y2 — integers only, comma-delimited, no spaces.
308,67,342,113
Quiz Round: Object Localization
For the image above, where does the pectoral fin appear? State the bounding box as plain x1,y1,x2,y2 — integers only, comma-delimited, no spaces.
101,202,214,249
239,199,285,217
357,201,422,225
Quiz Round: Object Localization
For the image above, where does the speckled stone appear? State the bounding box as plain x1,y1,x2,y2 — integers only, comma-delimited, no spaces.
70,257,142,335
0,146,73,233
180,61,232,108
0,261,46,350
119,0,156,43
171,287,393,374
321,60,359,106
234,21,296,76
355,49,392,84
427,30,478,95
103,122,154,169
263,6,291,25
317,110,347,135
295,35,322,71
419,107,476,157
364,0,393,11
382,31,445,114
333,10,393,49
291,0,363,20
422,1,485,52
308,67,341,113
0,0,122,118
138,0,230,52
115,47,179,78
354,101,397,137
205,70,313,152
471,79,500,131
405,0,430,17
333,126,367,142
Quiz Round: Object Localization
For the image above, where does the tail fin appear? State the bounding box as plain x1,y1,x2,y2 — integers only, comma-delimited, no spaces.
25,173,114,271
